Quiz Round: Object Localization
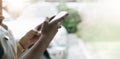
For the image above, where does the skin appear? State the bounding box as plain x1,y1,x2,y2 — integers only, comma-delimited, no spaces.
0,14,68,59
19,16,55,49
17,16,55,56
19,16,66,59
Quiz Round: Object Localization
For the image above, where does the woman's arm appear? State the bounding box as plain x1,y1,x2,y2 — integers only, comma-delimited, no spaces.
17,30,40,57
19,17,63,59
17,16,55,57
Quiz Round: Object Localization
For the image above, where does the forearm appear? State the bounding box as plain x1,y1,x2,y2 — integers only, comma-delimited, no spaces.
19,34,55,59
18,15,62,59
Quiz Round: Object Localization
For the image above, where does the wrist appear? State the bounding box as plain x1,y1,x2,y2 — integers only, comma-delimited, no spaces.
17,42,25,52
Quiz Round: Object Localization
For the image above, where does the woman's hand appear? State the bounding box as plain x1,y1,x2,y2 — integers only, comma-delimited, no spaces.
19,16,56,49
19,13,68,59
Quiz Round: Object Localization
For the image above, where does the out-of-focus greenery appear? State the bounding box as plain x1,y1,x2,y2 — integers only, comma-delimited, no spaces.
77,19,120,41
57,2,81,33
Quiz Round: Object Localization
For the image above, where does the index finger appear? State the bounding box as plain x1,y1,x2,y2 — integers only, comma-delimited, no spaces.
50,12,68,24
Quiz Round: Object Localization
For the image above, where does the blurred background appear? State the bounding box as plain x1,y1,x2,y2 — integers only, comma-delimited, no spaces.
2,0,120,59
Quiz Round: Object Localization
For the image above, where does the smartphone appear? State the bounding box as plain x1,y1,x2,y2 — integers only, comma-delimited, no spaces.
50,11,68,23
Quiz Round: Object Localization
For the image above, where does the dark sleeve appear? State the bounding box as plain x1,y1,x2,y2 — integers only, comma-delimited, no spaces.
28,44,51,59
0,42,4,59
44,50,51,59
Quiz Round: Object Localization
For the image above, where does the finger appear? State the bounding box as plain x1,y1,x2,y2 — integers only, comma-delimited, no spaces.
35,24,42,31
45,17,49,22
41,20,49,32
36,17,50,31
36,17,49,31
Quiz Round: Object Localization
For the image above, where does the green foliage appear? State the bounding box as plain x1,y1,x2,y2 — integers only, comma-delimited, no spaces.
57,2,81,33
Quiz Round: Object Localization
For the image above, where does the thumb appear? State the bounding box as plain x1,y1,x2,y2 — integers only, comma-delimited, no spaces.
35,17,49,31
45,17,49,22
41,18,49,33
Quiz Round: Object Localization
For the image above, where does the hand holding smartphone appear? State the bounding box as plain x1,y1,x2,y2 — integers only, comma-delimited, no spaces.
50,11,68,23
33,11,68,32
